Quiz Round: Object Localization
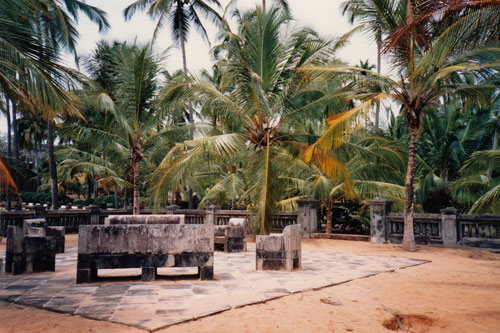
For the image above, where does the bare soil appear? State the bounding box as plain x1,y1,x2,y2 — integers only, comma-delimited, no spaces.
1,235,499,332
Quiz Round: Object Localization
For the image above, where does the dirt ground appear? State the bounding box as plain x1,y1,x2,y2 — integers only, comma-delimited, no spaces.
1,235,499,333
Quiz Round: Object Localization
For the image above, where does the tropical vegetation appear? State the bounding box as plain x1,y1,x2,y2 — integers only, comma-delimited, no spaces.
1,0,499,251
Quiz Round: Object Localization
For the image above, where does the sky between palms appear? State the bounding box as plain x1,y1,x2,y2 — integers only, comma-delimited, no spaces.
0,0,387,134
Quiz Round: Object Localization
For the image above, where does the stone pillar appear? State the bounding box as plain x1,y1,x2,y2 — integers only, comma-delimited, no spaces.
441,207,458,247
205,205,219,225
367,197,393,243
34,205,46,219
296,198,319,238
86,205,101,225
166,204,180,215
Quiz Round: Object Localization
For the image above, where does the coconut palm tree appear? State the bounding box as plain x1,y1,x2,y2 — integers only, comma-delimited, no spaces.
341,0,406,130
124,0,223,209
124,0,222,116
304,1,500,251
24,0,109,209
153,6,356,233
69,43,165,214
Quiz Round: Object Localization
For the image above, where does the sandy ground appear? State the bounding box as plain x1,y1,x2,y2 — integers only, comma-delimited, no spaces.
1,235,499,333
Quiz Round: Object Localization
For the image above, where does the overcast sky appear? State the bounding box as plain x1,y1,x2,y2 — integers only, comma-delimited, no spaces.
1,0,387,134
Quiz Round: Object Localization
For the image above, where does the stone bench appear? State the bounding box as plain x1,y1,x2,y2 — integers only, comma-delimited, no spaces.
256,224,301,271
5,219,65,275
214,218,247,253
77,215,213,283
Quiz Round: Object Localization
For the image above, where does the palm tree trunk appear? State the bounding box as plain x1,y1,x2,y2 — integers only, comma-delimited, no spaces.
375,40,381,130
402,126,419,252
123,188,128,209
6,97,12,210
114,185,119,209
326,202,332,234
262,0,266,10
133,154,140,215
87,176,92,200
47,121,59,210
5,96,11,157
34,141,40,188
178,5,195,208
12,105,19,160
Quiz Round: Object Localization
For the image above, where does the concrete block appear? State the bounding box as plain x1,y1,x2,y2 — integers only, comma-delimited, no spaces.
26,227,46,238
76,221,214,283
256,224,301,271
23,219,47,235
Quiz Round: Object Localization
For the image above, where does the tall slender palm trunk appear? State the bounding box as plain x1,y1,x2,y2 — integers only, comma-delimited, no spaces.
12,105,19,160
114,186,119,209
375,40,381,130
178,8,195,209
6,97,12,210
34,141,40,188
325,203,332,234
133,155,140,215
402,126,419,252
5,96,11,157
47,121,59,210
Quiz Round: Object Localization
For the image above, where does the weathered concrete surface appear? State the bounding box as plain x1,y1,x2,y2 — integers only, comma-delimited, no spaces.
4,219,65,275
441,207,458,247
105,214,185,225
214,224,246,253
77,223,214,283
256,224,301,271
0,245,427,331
367,197,393,243
296,198,319,237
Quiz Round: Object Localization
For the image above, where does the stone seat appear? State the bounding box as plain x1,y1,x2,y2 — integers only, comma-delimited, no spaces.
214,218,247,253
256,224,301,271
5,219,65,275
77,216,213,283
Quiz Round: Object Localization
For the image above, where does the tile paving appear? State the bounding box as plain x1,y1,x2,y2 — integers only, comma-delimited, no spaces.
0,246,428,331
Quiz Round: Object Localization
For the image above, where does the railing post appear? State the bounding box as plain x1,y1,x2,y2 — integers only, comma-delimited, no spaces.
86,205,101,225
296,198,319,238
441,207,458,247
166,204,180,215
205,205,219,225
34,205,47,219
367,197,393,243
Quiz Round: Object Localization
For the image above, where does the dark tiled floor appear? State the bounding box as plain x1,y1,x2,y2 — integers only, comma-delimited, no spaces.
0,246,427,330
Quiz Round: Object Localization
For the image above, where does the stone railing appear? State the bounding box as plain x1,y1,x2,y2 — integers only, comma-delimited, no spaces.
368,197,500,249
0,198,319,237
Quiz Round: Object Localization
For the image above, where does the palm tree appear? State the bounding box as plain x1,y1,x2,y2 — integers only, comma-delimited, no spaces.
304,1,500,251
76,43,163,214
124,0,222,119
124,0,223,209
28,0,109,209
154,6,354,233
341,0,406,130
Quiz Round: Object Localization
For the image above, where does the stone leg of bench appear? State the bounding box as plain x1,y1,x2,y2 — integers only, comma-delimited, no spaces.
4,252,12,273
76,268,98,284
198,265,214,280
141,267,157,281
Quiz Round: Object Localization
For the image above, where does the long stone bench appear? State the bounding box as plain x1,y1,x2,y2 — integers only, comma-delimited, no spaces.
256,224,301,271
76,215,213,283
214,218,247,253
5,219,65,275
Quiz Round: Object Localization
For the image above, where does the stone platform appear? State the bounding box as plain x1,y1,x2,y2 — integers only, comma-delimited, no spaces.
0,246,427,331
